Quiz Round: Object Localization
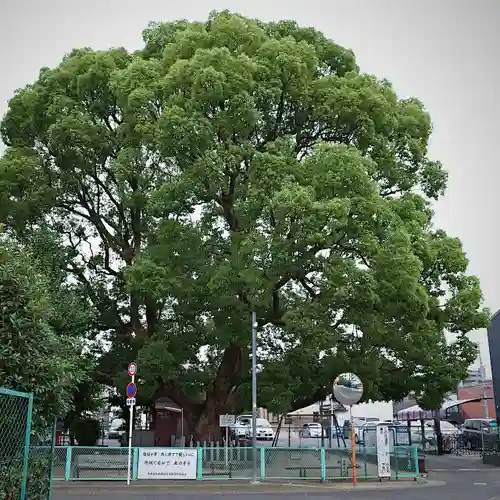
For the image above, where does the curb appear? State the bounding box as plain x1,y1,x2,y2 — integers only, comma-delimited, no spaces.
53,479,446,494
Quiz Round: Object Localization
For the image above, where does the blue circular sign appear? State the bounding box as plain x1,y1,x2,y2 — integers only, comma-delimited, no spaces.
126,382,137,398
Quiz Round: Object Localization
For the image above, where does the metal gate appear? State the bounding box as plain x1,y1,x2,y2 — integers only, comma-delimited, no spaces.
0,387,55,500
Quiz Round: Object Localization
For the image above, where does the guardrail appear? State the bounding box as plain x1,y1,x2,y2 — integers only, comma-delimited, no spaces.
51,445,419,481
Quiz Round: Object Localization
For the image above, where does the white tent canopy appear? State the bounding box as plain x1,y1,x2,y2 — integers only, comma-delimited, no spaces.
396,398,484,420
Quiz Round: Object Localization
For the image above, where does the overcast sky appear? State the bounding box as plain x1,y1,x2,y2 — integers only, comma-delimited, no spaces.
1,0,498,375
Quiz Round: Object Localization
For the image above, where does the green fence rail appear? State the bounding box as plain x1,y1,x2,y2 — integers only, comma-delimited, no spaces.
51,445,419,481
0,388,55,500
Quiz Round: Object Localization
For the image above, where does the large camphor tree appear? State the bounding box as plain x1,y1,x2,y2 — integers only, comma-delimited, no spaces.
0,11,489,438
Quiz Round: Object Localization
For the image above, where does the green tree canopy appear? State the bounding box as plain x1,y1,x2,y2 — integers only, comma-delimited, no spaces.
0,234,94,427
0,11,489,437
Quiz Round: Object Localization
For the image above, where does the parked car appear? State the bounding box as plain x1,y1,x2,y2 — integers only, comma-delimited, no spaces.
230,414,252,439
245,418,275,441
461,418,499,450
299,422,326,438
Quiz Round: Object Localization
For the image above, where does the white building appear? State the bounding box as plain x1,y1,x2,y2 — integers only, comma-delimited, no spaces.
458,368,485,388
287,397,393,426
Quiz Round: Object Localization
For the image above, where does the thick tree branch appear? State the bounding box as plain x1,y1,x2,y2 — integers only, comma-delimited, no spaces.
338,243,371,268
266,86,286,142
299,277,320,299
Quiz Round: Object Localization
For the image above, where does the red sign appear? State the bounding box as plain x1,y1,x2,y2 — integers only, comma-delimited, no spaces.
128,362,137,377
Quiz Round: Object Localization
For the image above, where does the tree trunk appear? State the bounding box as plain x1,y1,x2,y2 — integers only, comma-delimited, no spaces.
159,344,247,441
191,398,226,442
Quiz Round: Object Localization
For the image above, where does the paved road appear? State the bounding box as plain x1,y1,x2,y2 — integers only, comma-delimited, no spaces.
52,453,500,499
51,477,500,500
50,478,500,500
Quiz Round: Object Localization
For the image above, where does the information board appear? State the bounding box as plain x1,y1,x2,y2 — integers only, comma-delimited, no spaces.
376,424,391,479
137,448,198,480
219,414,236,427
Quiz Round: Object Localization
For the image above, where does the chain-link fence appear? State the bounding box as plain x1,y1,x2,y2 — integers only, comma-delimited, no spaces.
264,447,323,479
52,445,419,481
359,423,500,456
325,448,366,479
68,447,132,480
52,447,68,480
0,388,31,500
200,446,258,479
446,430,500,455
357,446,418,479
27,424,57,499
0,388,56,500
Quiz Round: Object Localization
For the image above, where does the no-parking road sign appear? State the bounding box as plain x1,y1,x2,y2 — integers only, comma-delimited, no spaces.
126,382,137,399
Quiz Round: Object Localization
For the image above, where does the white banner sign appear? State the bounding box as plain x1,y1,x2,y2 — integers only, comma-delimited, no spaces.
137,448,197,480
376,424,391,479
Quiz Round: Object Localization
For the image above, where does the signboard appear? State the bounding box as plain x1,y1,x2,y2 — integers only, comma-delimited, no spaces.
126,397,136,407
219,414,236,427
126,382,137,399
137,448,197,480
376,424,391,479
128,362,137,377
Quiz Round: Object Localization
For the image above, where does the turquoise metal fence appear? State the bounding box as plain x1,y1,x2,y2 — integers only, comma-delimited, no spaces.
0,388,32,500
51,445,419,481
0,387,55,500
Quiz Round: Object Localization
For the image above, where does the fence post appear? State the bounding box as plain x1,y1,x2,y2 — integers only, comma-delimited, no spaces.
260,447,265,480
132,447,139,480
47,419,57,500
65,447,73,481
197,447,203,479
394,446,399,479
20,392,34,500
412,445,419,478
320,448,326,482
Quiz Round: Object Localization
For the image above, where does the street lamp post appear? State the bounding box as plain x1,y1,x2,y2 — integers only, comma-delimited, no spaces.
165,406,184,445
251,311,258,484
330,393,334,448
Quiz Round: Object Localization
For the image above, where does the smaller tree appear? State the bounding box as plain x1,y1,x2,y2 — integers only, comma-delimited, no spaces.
0,236,93,426
63,380,106,445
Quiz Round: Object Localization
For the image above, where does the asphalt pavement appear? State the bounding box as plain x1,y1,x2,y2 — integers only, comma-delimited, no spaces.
50,478,500,500
52,453,500,500
50,475,500,500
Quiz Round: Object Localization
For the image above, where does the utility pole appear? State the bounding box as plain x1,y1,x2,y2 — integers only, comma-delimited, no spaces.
479,353,489,419
330,393,334,448
251,311,258,484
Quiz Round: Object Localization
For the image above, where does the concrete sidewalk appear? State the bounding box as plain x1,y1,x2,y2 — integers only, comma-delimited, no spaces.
53,478,443,495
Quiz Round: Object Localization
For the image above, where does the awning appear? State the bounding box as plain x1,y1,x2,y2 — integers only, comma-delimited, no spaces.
396,397,488,420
